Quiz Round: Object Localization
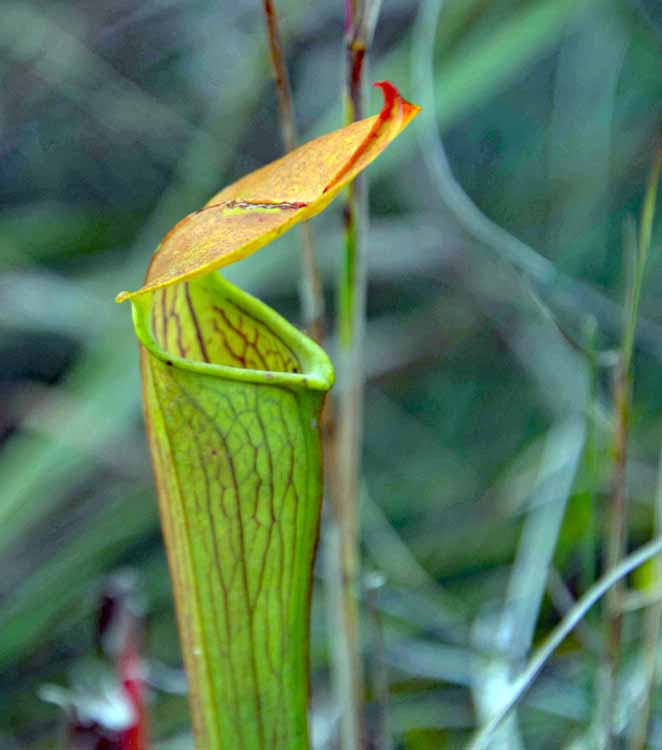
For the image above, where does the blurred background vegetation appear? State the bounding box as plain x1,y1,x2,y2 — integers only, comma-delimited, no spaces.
1,0,661,747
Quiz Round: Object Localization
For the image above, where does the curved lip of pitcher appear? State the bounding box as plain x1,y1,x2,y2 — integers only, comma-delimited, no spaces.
131,272,334,393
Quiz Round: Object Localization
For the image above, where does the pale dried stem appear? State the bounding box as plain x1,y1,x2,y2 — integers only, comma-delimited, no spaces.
326,2,382,749
366,574,392,750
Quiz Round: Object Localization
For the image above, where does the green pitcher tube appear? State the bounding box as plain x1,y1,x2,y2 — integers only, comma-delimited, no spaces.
130,272,334,750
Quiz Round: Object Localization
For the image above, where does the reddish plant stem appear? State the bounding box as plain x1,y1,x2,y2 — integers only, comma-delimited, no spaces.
261,0,325,342
262,0,296,152
119,626,149,750
603,150,660,748
606,363,629,626
603,361,629,750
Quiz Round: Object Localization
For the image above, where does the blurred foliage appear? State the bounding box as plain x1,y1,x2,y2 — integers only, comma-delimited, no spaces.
1,0,661,748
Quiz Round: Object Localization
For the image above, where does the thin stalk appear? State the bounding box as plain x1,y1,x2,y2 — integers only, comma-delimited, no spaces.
261,0,325,342
631,447,662,750
365,572,392,750
546,567,602,655
471,419,585,750
603,342,630,700
579,316,600,596
327,2,382,749
466,536,662,750
604,150,660,747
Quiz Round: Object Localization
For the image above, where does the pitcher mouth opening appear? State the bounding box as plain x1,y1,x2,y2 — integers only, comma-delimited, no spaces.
131,272,334,393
